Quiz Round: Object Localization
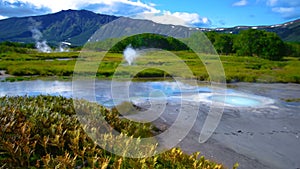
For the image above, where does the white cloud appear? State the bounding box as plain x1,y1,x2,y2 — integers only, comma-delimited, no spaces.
272,7,295,14
265,0,300,7
4,0,96,13
148,2,156,7
272,7,294,13
135,11,211,27
0,15,8,20
0,0,212,27
266,0,278,6
171,12,205,24
233,0,248,6
263,0,300,19
81,0,160,16
135,12,187,26
0,0,51,17
3,0,159,13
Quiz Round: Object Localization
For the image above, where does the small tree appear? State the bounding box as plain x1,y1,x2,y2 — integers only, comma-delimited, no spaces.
205,31,218,44
233,29,264,56
260,32,285,60
214,33,234,55
285,42,300,57
233,29,285,60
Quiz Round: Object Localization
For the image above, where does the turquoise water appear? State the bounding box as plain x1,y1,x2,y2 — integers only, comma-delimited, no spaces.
209,95,262,107
0,80,273,108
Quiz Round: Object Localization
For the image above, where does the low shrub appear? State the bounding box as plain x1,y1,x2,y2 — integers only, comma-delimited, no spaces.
0,96,230,168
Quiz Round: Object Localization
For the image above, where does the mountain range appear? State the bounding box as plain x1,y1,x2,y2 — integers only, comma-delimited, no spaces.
0,9,299,46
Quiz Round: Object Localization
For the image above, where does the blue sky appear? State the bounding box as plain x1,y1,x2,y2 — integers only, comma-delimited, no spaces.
0,0,299,28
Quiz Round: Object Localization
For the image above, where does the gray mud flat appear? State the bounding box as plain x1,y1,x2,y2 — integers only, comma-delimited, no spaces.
0,70,11,79
131,83,300,169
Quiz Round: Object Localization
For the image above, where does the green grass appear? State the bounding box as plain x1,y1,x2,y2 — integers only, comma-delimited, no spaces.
281,98,300,102
220,56,300,83
0,95,231,168
0,51,79,61
1,50,300,83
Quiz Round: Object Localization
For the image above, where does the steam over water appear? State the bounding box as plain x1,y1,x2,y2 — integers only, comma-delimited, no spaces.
123,45,138,65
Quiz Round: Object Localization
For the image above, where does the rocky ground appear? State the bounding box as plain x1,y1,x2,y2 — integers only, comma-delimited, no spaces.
129,83,300,169
0,70,11,79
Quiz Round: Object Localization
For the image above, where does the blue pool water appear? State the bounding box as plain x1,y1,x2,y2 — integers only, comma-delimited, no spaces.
209,95,262,107
0,80,274,108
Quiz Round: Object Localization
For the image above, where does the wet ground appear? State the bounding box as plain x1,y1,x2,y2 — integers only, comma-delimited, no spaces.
141,83,300,169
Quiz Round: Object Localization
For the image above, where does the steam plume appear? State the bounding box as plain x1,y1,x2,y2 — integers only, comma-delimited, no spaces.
55,42,70,52
123,45,139,65
29,18,52,53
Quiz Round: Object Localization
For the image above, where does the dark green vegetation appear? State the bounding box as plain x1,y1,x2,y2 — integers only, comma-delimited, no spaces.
0,41,35,53
205,29,300,61
86,30,299,61
0,95,233,168
233,30,285,60
285,42,300,58
85,33,189,52
281,98,300,102
0,10,299,47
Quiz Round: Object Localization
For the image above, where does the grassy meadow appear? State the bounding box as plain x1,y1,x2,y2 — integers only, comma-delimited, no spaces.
1,50,300,83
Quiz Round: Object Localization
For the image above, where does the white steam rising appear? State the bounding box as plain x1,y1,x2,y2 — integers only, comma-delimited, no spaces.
55,42,70,52
123,45,139,65
36,40,52,53
29,18,70,53
31,27,52,53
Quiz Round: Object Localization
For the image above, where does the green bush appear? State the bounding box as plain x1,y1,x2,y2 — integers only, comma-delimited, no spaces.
134,69,170,78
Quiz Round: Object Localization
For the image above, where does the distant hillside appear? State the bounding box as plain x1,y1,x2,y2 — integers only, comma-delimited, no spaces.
0,10,118,46
0,9,299,47
201,19,300,42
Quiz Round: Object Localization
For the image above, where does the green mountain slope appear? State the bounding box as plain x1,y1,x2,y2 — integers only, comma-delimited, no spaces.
0,9,118,46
